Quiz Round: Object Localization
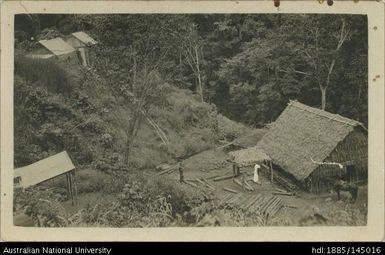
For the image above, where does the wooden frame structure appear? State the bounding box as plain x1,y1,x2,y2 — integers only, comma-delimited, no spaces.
14,151,78,205
228,147,273,182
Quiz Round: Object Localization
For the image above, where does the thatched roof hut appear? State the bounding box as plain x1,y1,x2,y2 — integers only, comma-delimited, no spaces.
228,147,270,168
256,101,367,193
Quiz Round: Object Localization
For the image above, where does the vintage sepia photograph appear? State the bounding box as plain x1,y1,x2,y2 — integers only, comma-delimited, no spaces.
11,12,370,228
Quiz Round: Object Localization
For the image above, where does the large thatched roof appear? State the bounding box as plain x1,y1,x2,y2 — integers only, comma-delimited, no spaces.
256,101,366,181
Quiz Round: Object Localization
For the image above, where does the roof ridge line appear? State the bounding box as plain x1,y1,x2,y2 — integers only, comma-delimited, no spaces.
289,101,360,127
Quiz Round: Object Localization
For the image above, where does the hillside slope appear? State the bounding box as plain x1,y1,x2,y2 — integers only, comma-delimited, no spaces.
14,55,249,172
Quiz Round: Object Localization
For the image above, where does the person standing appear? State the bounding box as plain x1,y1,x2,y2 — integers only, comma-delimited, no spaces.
231,155,240,177
253,164,261,184
178,161,185,184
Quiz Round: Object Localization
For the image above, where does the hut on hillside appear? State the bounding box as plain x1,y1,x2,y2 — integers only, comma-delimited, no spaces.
27,37,79,65
64,31,98,67
256,100,368,193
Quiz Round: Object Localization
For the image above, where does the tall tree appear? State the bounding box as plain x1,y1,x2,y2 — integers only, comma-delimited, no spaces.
303,16,350,110
181,24,205,102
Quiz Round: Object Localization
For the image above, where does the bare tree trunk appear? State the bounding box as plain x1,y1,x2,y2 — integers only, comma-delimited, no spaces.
320,87,327,110
179,52,183,79
124,134,132,164
194,46,204,102
124,105,141,164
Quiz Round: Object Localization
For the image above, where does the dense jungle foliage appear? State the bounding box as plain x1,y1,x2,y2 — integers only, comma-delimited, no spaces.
15,14,368,127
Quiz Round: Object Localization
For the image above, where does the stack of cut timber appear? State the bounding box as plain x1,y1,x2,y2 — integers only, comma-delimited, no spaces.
273,174,297,192
262,196,284,218
219,193,283,219
233,179,253,192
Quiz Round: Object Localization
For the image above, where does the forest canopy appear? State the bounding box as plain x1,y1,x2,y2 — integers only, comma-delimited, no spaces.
15,14,368,127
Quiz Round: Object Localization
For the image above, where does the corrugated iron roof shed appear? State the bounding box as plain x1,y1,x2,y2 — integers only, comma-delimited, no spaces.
26,54,55,59
14,151,75,188
39,38,76,56
72,31,98,46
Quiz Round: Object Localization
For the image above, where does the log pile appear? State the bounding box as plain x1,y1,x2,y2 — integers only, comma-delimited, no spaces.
219,193,283,219
233,179,253,192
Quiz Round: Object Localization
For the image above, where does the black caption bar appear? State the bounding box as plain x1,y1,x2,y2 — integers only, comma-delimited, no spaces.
1,242,384,255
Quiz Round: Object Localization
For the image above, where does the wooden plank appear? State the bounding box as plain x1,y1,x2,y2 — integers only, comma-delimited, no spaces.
195,178,207,186
284,204,297,209
273,192,294,196
14,151,75,189
233,178,243,187
157,167,175,176
227,193,243,204
245,180,255,191
220,193,234,204
68,172,74,206
275,188,287,193
239,195,255,209
265,197,281,215
250,196,267,212
185,180,198,188
244,194,263,210
72,170,78,205
260,196,278,214
65,173,71,200
259,196,276,213
201,178,216,190
196,178,215,191
223,187,238,194
270,201,284,217
214,174,234,182
242,195,257,210
206,175,220,180
266,198,281,216
236,194,252,207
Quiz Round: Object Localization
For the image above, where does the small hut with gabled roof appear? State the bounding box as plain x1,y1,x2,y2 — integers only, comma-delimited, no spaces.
64,31,98,67
32,37,79,65
256,100,367,193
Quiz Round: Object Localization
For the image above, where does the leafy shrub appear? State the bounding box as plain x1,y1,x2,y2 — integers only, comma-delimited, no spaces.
15,55,74,95
217,114,248,141
14,187,68,227
75,169,126,194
